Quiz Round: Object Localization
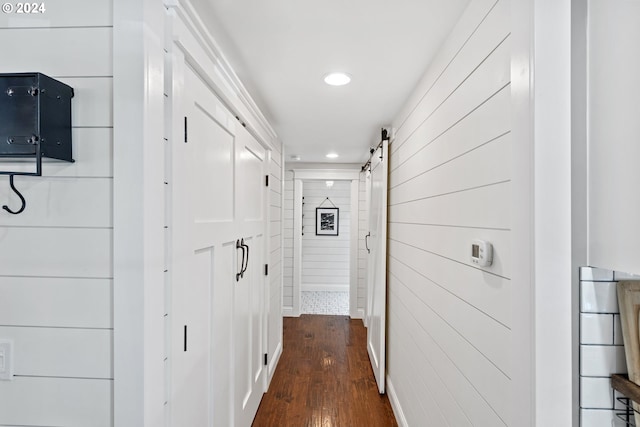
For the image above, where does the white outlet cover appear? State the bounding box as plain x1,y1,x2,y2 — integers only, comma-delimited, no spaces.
0,340,14,381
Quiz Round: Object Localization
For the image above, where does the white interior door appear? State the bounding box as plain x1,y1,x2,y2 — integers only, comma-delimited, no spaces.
233,123,267,427
366,140,388,394
170,63,266,426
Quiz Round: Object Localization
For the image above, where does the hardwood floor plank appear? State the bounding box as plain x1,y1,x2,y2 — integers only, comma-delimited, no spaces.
253,315,398,427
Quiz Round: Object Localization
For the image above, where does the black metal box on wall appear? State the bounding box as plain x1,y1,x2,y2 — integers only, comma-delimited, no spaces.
0,72,74,172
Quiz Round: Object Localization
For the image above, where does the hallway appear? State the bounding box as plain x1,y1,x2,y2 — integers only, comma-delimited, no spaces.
252,315,397,427
2,0,616,425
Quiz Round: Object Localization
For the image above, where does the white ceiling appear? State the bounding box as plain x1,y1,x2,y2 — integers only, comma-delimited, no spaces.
193,0,470,164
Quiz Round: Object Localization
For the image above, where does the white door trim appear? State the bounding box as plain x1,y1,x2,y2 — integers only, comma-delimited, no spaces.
291,178,303,317
349,178,360,319
292,169,361,181
289,168,361,317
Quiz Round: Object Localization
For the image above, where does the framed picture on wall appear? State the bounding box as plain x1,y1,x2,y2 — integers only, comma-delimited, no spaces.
316,207,339,236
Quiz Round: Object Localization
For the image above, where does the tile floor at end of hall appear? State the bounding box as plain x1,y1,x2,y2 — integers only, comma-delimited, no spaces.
300,290,349,315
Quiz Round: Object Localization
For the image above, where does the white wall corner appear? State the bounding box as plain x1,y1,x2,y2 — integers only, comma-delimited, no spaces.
113,1,167,426
510,0,535,425
571,0,589,425
533,0,574,425
512,0,575,425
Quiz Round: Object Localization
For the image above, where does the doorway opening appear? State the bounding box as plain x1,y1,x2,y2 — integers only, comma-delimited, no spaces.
283,167,364,318
300,179,351,315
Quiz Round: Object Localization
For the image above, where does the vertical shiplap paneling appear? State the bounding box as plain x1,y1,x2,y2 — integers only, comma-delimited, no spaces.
386,0,511,426
268,143,283,368
282,171,295,311
0,2,113,425
357,172,368,315
301,180,350,291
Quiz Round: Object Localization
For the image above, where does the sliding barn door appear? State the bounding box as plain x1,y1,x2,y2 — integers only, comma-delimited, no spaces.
169,63,267,426
366,140,388,394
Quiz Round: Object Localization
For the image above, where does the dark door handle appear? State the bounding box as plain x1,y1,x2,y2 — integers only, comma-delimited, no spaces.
240,239,249,278
365,232,371,254
236,239,245,282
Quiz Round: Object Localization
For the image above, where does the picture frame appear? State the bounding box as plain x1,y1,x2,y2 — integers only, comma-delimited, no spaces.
316,207,339,236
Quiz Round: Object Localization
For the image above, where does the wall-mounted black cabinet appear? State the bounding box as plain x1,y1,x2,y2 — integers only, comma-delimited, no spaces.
0,72,74,168
0,73,74,213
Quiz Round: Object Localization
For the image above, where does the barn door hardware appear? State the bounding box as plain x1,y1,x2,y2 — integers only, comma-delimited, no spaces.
360,128,390,172
0,73,74,214
236,238,250,281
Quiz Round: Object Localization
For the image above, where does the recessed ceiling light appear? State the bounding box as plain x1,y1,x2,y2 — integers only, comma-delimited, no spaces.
290,154,301,161
324,72,351,86
326,153,339,159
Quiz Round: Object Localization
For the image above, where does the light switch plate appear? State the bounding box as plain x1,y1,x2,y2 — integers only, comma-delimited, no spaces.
0,340,13,381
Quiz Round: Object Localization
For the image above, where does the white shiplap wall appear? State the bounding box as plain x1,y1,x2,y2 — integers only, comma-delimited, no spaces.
301,180,350,291
0,2,114,426
283,170,294,311
386,0,511,425
357,172,368,314
268,144,284,374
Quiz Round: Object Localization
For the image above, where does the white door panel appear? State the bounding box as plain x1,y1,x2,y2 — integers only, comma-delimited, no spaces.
237,128,266,223
171,64,267,426
366,140,388,394
364,171,371,328
211,242,234,427
191,103,235,223
234,124,267,425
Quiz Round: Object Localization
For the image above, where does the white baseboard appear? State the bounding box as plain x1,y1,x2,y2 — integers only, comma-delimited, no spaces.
301,284,349,292
386,375,408,427
266,341,282,390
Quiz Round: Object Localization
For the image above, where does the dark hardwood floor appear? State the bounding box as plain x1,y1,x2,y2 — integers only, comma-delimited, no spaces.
252,315,398,427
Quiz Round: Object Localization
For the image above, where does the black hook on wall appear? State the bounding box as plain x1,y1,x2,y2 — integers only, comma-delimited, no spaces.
3,175,25,214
